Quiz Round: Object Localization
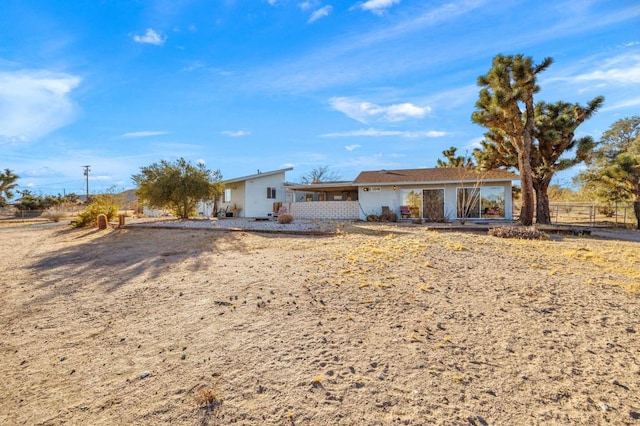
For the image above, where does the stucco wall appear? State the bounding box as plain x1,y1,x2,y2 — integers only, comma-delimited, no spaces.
244,173,286,217
290,201,359,220
357,182,514,221
220,181,246,216
357,186,403,220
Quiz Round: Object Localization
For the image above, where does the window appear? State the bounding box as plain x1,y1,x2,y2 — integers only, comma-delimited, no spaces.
457,188,481,219
480,187,505,218
401,189,422,218
267,187,276,199
223,188,231,203
457,186,505,219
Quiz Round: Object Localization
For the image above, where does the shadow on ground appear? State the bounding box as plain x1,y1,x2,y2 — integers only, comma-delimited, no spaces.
28,226,250,301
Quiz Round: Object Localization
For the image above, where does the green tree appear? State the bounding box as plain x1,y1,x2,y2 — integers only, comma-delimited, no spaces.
476,97,603,224
531,98,603,223
14,189,49,210
300,166,341,184
577,116,640,229
472,54,553,225
133,158,223,219
0,168,19,207
436,147,475,168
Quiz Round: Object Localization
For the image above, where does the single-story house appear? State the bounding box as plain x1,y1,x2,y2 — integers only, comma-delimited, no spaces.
149,166,518,222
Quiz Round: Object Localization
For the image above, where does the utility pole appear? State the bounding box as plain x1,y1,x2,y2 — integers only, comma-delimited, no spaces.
83,165,90,203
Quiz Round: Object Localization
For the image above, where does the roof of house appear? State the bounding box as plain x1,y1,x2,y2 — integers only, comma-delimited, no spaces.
222,167,294,184
353,167,518,185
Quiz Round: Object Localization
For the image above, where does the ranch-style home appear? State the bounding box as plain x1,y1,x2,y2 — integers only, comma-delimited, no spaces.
217,166,518,222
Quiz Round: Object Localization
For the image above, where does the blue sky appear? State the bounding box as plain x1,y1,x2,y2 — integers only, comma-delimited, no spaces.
1,0,639,196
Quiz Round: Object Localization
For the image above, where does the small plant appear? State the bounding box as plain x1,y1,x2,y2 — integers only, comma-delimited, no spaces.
598,205,616,217
194,386,220,409
42,206,68,222
488,226,550,240
277,213,294,224
194,383,222,422
366,214,380,222
379,210,398,222
311,375,323,388
74,193,120,228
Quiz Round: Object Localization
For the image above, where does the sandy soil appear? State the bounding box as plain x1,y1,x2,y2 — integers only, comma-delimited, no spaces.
1,222,639,425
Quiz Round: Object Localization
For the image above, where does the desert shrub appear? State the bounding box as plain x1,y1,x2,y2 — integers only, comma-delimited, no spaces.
488,226,550,240
74,194,120,228
598,205,616,217
277,213,294,224
379,210,398,222
42,206,68,222
366,214,380,222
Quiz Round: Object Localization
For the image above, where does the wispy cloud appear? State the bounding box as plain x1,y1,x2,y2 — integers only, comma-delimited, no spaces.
242,2,487,94
329,97,430,123
571,54,640,84
309,5,333,23
355,0,401,15
345,144,361,151
601,96,640,112
322,128,446,138
299,1,318,11
0,70,81,142
122,131,170,138
132,28,166,45
222,130,251,137
182,61,204,72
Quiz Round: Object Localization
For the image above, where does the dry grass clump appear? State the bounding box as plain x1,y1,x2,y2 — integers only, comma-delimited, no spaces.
42,206,69,222
194,383,223,423
277,213,294,224
488,225,550,240
366,211,398,222
380,210,398,222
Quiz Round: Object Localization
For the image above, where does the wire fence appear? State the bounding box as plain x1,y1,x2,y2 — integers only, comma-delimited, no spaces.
0,207,83,222
548,202,636,228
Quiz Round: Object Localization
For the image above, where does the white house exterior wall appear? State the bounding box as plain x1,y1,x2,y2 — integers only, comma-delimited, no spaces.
357,187,399,220
219,181,247,216
357,182,514,221
243,172,287,217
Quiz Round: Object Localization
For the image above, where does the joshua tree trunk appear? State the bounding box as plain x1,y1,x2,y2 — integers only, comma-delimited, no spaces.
533,177,552,225
634,199,640,230
517,125,535,226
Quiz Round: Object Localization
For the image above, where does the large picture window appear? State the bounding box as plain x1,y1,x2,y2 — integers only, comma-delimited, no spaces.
400,189,422,218
457,186,505,219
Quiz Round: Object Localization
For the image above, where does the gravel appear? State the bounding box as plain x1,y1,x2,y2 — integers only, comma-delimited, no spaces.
125,217,339,233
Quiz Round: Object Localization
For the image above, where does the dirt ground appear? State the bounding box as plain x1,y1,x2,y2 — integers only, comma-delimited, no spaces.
1,222,639,425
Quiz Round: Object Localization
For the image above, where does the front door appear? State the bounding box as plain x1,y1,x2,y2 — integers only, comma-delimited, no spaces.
423,189,445,221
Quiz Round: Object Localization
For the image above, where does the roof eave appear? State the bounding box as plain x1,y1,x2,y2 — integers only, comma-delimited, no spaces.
222,167,294,184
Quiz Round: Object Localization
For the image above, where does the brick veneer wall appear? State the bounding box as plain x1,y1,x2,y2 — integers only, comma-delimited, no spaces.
289,201,359,220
